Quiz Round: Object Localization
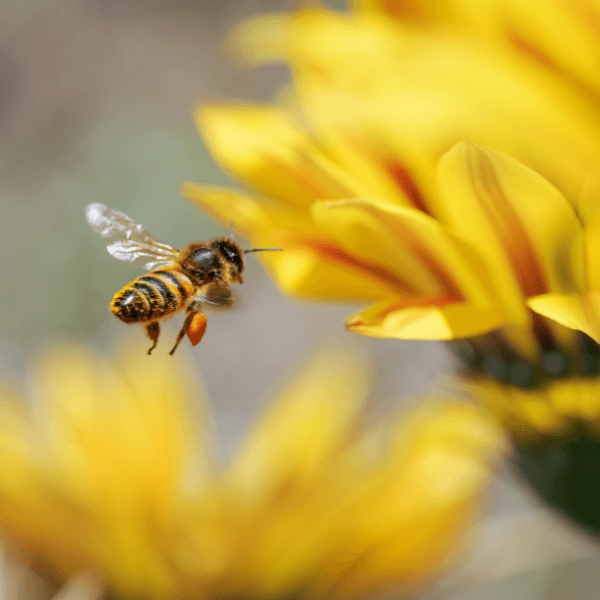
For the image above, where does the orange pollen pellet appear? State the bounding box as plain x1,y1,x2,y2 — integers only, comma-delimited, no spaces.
186,312,208,346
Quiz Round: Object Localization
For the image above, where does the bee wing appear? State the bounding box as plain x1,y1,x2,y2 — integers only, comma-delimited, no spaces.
193,281,235,312
85,203,179,270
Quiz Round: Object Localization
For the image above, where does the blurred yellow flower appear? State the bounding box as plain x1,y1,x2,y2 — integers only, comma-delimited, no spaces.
357,0,600,99
455,317,600,440
182,4,600,342
454,319,600,534
467,374,600,441
0,340,504,600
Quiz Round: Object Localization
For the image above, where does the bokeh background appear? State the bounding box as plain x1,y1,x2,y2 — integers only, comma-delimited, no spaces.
1,1,599,598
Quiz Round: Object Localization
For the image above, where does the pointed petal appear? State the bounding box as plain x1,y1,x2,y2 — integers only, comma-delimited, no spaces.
311,197,498,305
346,296,507,340
182,183,392,301
527,291,600,343
333,402,505,598
267,245,392,300
197,104,372,209
436,142,585,302
181,183,271,239
451,0,600,97
224,345,373,595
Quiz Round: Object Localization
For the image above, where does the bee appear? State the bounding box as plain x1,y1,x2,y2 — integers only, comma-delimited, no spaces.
85,203,281,355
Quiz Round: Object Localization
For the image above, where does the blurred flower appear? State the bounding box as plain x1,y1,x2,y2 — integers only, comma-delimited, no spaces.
229,2,600,200
458,324,600,440
356,0,600,100
454,318,600,534
0,339,504,600
182,4,600,342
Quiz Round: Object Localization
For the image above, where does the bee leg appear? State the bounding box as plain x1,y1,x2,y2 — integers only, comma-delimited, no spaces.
169,311,196,356
145,321,160,355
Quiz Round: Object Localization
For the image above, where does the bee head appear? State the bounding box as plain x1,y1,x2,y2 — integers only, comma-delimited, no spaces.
211,238,245,283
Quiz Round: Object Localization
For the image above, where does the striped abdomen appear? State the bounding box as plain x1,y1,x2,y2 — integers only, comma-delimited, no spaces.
110,269,195,323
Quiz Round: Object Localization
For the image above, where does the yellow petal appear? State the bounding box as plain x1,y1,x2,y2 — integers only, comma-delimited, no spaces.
451,0,600,97
286,8,600,202
577,169,600,290
346,296,507,340
334,403,505,597
527,291,600,343
182,183,395,301
197,104,373,209
311,197,498,305
226,344,371,506
267,245,392,301
436,142,585,310
180,182,270,239
353,0,456,22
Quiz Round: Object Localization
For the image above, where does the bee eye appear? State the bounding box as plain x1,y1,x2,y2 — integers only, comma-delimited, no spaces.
223,247,238,265
212,240,244,274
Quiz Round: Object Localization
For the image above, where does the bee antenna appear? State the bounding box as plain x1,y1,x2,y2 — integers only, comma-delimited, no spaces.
244,247,283,254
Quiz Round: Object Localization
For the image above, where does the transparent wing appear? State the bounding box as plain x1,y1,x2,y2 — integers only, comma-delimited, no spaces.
192,281,236,312
85,203,179,270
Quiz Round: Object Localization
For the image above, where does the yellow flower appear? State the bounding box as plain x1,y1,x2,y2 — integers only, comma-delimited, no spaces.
234,4,600,200
455,319,600,534
183,138,598,341
0,339,504,599
467,374,600,441
182,4,600,342
356,0,600,99
452,316,600,439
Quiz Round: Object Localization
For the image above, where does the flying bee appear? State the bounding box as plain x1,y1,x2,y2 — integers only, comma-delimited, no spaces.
85,203,281,355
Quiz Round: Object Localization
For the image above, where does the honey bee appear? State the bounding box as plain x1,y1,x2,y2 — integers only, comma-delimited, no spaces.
85,203,281,355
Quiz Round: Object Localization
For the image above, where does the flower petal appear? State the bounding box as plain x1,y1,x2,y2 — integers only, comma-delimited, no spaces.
448,0,600,97
182,183,395,301
331,402,505,598
311,197,499,305
346,296,507,340
436,142,585,307
181,183,272,240
353,0,455,21
577,169,600,289
285,8,600,202
197,104,374,209
226,344,371,504
527,291,600,343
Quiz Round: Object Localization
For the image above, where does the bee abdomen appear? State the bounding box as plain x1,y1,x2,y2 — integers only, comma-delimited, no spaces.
111,285,150,323
111,271,193,323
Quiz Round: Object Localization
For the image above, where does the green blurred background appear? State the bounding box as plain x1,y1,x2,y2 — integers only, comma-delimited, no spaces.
1,1,599,599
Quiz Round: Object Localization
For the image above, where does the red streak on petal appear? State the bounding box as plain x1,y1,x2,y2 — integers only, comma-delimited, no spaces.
385,162,431,215
379,0,425,21
308,239,463,303
309,239,417,294
466,150,548,297
507,30,559,70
